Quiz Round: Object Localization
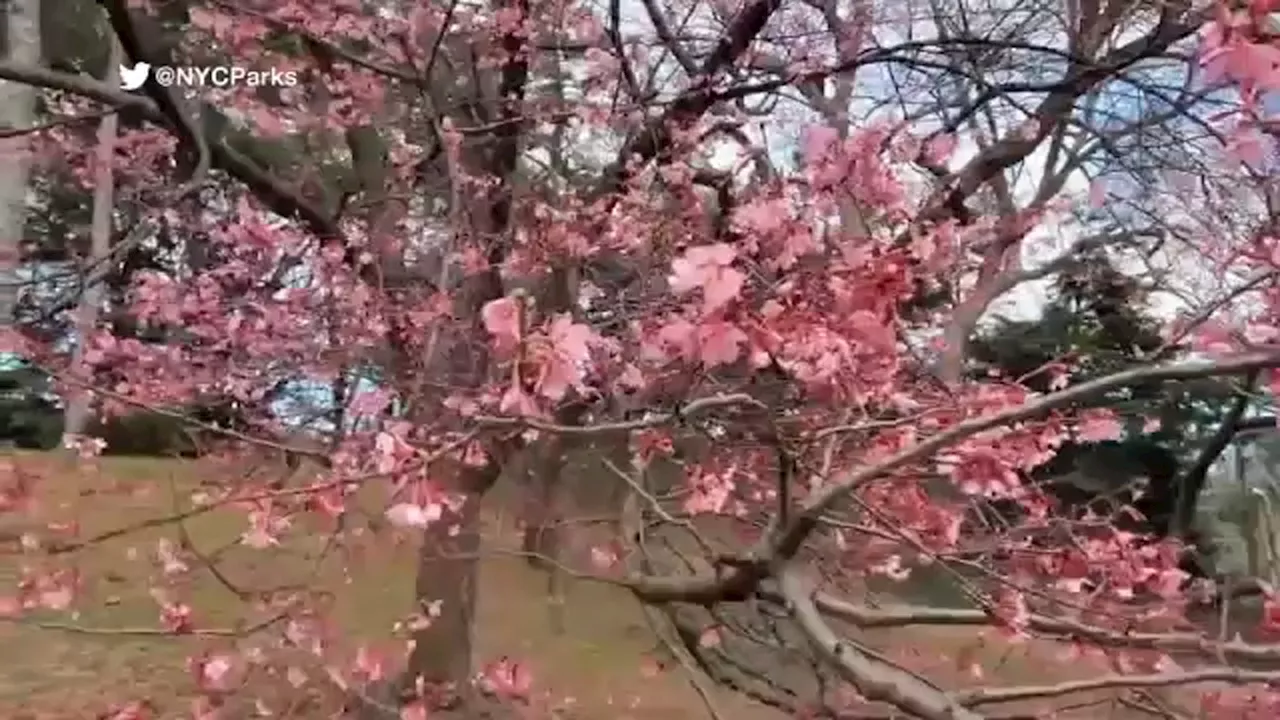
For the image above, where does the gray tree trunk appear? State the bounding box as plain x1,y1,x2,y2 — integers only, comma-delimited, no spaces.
62,32,119,439
0,0,41,331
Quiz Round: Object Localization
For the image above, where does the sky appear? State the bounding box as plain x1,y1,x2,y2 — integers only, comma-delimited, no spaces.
688,4,1134,324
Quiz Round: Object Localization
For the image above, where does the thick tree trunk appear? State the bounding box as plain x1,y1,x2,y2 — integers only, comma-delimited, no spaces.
521,430,568,633
349,458,505,720
62,33,119,439
404,465,497,697
0,0,41,330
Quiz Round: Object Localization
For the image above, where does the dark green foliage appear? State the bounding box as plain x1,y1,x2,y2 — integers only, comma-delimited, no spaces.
1034,438,1181,532
0,365,63,449
970,251,1254,546
90,398,253,457
0,361,249,456
88,411,199,457
972,250,1164,391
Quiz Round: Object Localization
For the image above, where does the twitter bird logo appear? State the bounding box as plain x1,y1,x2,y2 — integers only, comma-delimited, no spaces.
119,62,150,90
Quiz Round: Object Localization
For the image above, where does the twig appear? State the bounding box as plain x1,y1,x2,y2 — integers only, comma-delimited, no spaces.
955,667,1280,707
1,612,286,638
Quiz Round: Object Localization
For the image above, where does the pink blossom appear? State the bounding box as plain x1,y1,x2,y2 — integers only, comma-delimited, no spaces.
385,502,443,529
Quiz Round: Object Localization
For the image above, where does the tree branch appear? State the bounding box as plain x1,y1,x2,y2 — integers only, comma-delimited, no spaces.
0,61,343,242
778,564,984,720
595,0,782,200
1171,370,1261,538
957,667,1280,707
758,584,1280,667
624,352,1280,605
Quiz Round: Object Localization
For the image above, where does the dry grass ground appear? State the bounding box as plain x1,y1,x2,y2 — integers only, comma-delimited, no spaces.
0,452,1215,718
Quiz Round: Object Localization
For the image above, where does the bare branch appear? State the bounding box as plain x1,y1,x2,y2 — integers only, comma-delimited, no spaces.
779,563,984,720
957,667,1280,707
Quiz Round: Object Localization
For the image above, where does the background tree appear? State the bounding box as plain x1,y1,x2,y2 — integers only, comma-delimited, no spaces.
0,0,40,330
969,247,1272,573
60,31,120,442
0,362,59,448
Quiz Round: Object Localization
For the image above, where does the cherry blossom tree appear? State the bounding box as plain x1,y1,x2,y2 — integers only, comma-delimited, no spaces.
9,0,1280,718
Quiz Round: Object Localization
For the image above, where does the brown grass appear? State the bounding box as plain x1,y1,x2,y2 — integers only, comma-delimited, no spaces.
0,452,1215,718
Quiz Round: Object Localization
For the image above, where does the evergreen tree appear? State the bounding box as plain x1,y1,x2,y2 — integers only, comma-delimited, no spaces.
970,250,1261,559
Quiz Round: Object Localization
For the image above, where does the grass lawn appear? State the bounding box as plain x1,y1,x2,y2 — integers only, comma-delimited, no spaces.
0,452,788,719
0,452,1207,718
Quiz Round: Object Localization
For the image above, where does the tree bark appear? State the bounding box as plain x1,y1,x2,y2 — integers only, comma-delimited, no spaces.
389,0,532,701
0,0,41,331
403,461,502,700
62,32,119,439
518,266,584,634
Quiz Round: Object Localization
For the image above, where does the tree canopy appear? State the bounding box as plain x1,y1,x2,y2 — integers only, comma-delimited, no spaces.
7,0,1280,718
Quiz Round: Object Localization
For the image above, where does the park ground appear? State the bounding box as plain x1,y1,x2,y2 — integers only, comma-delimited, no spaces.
0,452,1212,718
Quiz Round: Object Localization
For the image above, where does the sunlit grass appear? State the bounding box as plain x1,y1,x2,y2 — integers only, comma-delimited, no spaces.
0,451,1204,719
0,452,772,718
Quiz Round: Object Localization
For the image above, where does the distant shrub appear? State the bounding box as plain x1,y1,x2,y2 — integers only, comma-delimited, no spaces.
0,396,62,449
88,410,200,457
0,366,62,449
